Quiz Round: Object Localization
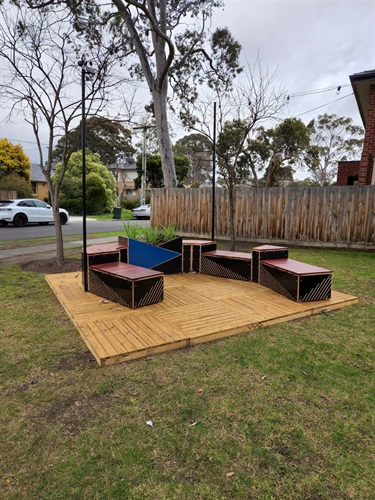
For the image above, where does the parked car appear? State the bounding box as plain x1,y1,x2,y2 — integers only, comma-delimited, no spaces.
132,204,151,220
0,199,69,227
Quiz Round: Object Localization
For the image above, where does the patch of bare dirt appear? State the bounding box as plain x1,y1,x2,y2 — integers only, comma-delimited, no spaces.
30,393,110,436
21,257,82,274
51,351,97,371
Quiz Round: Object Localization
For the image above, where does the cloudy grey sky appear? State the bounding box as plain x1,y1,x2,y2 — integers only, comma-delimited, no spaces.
0,0,373,162
212,0,374,126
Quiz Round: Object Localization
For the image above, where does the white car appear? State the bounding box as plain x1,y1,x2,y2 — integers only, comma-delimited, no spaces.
0,199,69,227
132,204,151,220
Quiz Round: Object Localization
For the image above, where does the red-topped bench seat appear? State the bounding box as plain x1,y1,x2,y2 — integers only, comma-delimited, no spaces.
86,242,128,265
201,249,252,281
88,262,164,308
260,258,332,302
84,239,332,307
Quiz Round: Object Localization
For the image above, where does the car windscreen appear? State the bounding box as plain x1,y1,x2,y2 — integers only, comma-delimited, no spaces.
0,201,12,207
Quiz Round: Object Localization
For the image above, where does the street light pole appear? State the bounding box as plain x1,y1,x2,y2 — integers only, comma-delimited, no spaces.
211,102,217,241
141,126,147,205
78,56,96,292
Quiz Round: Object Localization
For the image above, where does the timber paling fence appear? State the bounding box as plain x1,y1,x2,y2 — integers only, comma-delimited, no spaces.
0,190,17,201
151,186,375,249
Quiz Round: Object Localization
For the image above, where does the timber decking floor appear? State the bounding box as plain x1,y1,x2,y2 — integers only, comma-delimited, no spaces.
46,272,358,366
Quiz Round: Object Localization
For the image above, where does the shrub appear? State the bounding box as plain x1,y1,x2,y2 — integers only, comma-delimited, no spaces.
86,172,108,214
59,177,82,215
121,198,141,210
55,151,116,214
160,224,179,241
123,222,142,240
0,173,34,198
140,225,161,245
190,181,201,188
121,224,180,245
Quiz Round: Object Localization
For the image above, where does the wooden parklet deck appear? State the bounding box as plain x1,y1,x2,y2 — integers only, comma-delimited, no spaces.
46,272,358,367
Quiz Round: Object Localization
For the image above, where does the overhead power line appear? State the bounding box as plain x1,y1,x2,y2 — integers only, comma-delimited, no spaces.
287,83,351,99
4,137,49,146
3,83,356,146
295,93,354,118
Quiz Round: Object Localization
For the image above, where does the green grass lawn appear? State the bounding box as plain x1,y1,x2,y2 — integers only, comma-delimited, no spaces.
1,246,374,499
88,209,135,221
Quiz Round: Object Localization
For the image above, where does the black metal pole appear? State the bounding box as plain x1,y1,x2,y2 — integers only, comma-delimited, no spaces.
81,63,88,292
211,102,217,241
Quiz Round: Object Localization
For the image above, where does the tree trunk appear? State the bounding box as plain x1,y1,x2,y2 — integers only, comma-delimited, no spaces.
249,163,260,187
152,88,177,188
228,184,236,251
46,172,66,266
52,204,65,265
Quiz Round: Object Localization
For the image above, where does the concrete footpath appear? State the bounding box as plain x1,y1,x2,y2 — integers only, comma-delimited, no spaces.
0,236,118,260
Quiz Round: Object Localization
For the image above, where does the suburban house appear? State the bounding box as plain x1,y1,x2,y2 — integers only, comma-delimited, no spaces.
107,156,138,198
337,70,375,186
31,156,139,203
31,163,50,201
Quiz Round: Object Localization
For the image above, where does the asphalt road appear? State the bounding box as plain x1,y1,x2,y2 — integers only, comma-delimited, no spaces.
0,217,150,242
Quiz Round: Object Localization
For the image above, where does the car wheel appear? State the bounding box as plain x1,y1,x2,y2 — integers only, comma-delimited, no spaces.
0,220,8,227
13,213,28,227
60,213,68,225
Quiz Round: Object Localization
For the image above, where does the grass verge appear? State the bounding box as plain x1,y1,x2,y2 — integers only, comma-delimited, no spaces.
1,247,374,499
0,232,127,248
88,209,135,221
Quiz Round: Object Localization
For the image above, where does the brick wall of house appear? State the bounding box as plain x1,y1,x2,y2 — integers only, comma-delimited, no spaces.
337,160,361,185
35,181,49,201
359,84,375,185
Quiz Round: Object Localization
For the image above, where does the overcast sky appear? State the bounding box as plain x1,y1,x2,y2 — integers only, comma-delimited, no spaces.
212,0,374,125
0,0,373,163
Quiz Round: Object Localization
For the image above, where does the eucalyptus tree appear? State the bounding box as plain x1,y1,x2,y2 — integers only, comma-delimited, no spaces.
53,116,135,165
245,118,310,187
173,133,213,185
20,0,242,188
304,114,364,186
135,154,189,188
0,1,122,264
181,59,287,249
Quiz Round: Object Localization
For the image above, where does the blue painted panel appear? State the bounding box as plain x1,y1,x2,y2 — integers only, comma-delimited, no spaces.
128,238,181,269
